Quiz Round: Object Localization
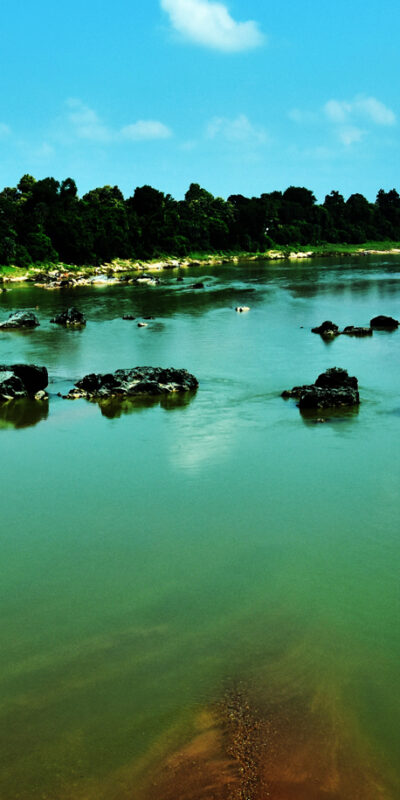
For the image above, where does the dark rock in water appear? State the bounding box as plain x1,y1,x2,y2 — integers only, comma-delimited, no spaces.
0,372,26,401
282,367,359,409
0,311,40,329
50,307,86,326
370,314,399,329
176,276,184,282
315,367,358,390
311,320,339,337
0,364,48,401
66,367,199,400
0,364,48,394
342,325,372,337
298,385,359,409
122,314,136,320
192,282,205,289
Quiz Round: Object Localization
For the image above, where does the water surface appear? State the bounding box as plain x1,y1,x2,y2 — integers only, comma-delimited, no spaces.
0,256,399,798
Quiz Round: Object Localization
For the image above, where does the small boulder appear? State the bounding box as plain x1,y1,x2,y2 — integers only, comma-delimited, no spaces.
315,367,358,390
137,322,148,328
0,364,48,401
311,320,339,337
50,307,86,326
342,326,372,337
299,385,360,409
0,311,40,330
0,372,26,401
122,314,136,321
282,367,359,409
0,364,48,394
192,282,205,289
370,315,399,330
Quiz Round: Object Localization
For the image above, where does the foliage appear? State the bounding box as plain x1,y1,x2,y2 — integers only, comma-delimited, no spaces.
0,175,399,267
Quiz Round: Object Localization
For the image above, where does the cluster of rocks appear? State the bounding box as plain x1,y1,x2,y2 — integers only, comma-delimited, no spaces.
65,367,199,400
33,268,120,289
312,315,399,338
0,308,87,329
282,367,360,409
0,364,48,402
50,307,87,326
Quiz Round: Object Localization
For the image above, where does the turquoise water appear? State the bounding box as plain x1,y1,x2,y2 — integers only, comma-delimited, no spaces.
0,257,399,798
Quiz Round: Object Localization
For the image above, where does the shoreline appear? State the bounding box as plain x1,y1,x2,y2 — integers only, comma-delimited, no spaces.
1,243,400,287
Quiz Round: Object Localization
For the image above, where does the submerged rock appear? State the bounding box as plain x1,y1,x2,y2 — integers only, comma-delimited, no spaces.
342,325,372,337
122,314,136,320
370,314,399,329
282,367,360,409
311,320,339,337
0,311,40,329
66,366,199,400
0,364,48,401
192,282,205,289
50,307,86,326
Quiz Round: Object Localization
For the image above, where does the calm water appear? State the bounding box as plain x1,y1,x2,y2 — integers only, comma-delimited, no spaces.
0,257,399,798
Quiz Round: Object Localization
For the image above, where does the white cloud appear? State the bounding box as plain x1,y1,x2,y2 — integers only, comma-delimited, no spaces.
324,95,396,126
66,99,111,142
120,120,172,140
291,95,395,149
338,126,365,146
355,96,396,126
0,123,11,138
324,100,351,124
206,114,267,143
65,100,172,144
161,0,264,52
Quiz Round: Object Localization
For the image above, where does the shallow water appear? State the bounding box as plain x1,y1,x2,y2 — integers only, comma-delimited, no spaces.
0,256,399,798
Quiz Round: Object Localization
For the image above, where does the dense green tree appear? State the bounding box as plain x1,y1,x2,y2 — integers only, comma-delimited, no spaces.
0,174,399,267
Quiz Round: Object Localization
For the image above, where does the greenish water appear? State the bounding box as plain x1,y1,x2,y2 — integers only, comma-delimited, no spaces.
0,257,399,798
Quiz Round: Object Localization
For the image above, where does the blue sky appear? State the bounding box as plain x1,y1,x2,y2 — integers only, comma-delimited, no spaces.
0,0,399,201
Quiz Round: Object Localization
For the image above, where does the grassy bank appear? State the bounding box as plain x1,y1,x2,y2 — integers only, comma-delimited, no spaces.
1,241,400,284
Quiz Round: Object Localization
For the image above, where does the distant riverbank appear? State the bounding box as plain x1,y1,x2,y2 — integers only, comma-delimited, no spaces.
1,241,400,286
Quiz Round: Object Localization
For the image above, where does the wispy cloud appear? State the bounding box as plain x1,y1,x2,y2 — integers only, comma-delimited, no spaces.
0,123,11,138
206,114,267,143
290,94,396,149
65,100,173,143
160,0,264,52
120,120,172,141
324,96,396,126
337,126,365,146
66,99,110,142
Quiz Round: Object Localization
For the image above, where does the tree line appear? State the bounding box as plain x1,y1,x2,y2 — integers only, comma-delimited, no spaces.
0,175,399,267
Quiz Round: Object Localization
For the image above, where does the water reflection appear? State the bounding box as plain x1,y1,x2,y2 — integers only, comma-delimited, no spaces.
94,391,197,418
300,405,360,427
0,398,49,429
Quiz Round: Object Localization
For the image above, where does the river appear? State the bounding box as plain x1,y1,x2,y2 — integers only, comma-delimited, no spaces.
0,256,399,798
